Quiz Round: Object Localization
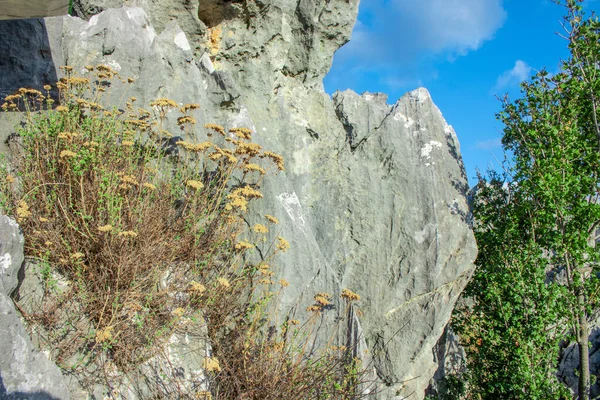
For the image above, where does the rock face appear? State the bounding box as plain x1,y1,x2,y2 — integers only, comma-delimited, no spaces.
0,215,70,399
0,2,477,399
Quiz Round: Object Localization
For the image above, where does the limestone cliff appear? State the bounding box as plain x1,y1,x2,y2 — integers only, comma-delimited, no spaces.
0,1,477,398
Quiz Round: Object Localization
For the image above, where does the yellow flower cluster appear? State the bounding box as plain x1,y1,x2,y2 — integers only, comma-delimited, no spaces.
150,98,178,108
341,288,361,302
235,142,262,157
217,277,230,288
71,252,85,260
118,230,138,238
230,127,252,140
177,141,213,153
277,237,290,252
235,241,254,251
186,180,204,190
143,182,156,191
177,116,197,125
233,186,263,199
189,281,206,294
244,163,265,174
121,175,139,186
314,292,332,306
60,150,77,159
225,186,263,212
95,326,114,343
224,194,248,212
203,357,221,372
98,224,113,232
180,103,200,113
58,131,78,140
252,223,268,234
204,123,226,136
260,151,285,171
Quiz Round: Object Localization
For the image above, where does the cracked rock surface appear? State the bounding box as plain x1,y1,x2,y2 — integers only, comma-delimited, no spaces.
0,2,477,398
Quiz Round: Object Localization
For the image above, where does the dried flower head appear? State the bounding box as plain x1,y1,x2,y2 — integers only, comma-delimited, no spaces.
186,180,204,190
17,200,31,222
6,175,15,184
306,305,322,313
95,326,114,343
55,106,69,113
181,103,200,112
341,288,361,302
203,357,221,372
232,186,263,199
60,150,77,159
150,98,178,109
277,237,290,252
235,142,262,157
314,292,332,306
98,224,113,232
264,214,279,224
217,277,230,288
118,230,138,238
230,127,252,140
121,175,139,186
235,241,254,251
177,116,197,125
189,281,206,294
261,151,285,171
252,223,269,234
121,140,135,147
204,123,226,136
143,182,156,191
43,85,51,91
224,194,248,212
71,252,85,260
244,163,266,174
279,279,289,287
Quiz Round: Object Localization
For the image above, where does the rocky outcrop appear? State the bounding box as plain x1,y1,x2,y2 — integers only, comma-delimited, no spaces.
0,215,70,399
0,2,477,398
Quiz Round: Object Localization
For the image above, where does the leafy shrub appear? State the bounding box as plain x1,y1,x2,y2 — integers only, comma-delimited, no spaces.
0,65,371,399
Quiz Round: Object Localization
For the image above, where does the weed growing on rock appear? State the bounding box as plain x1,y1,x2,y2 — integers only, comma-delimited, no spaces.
0,66,372,399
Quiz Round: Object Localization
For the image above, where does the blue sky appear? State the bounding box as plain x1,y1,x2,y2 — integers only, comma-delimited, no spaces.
323,0,591,185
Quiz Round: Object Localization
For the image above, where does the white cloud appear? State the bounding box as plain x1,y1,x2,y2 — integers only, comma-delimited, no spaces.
474,137,502,150
391,0,507,56
495,60,532,90
328,0,507,92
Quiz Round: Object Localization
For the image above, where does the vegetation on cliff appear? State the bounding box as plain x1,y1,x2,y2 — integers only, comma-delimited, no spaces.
0,65,369,399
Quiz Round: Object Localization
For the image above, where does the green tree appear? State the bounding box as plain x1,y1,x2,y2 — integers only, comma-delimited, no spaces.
454,1,600,398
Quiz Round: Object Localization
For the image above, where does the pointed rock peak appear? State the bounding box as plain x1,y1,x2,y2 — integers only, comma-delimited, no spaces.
407,87,431,103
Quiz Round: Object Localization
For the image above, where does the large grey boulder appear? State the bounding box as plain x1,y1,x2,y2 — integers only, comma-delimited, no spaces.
0,2,477,398
0,215,70,399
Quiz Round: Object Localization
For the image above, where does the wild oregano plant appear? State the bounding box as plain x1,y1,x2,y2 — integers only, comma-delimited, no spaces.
0,66,371,399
